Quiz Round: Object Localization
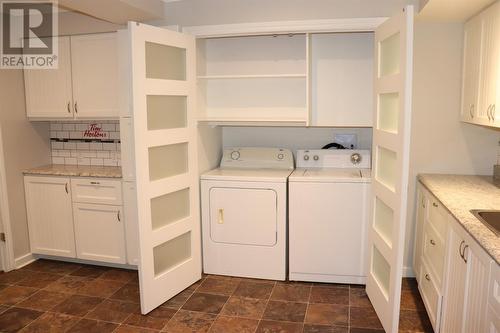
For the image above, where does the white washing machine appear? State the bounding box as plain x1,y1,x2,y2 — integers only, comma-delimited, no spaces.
201,147,294,280
289,149,372,284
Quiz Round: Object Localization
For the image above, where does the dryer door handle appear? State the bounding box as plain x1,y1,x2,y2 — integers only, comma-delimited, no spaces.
218,208,224,224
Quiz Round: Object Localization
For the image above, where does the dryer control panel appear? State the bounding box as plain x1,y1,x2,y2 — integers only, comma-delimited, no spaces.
221,147,294,170
296,149,371,169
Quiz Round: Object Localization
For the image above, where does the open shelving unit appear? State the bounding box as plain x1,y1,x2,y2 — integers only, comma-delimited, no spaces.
195,32,374,127
196,34,310,126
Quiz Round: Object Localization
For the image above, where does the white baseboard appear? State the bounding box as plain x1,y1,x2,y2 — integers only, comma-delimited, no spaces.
14,253,36,269
403,265,415,278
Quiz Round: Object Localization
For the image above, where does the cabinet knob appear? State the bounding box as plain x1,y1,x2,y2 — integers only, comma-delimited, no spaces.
462,244,469,263
65,183,69,194
487,104,493,121
469,104,474,119
67,102,71,113
425,274,430,281
117,211,121,222
491,104,496,121
432,202,438,208
74,102,78,113
430,239,436,246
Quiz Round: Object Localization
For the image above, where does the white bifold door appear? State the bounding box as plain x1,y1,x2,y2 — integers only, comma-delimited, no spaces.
120,22,201,314
366,6,414,333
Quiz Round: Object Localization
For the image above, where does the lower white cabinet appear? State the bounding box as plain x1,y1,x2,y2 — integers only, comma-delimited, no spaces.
24,176,76,257
73,203,126,264
24,175,135,266
415,181,496,333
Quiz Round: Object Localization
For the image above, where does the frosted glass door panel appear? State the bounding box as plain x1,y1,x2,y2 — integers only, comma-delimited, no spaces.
379,33,400,77
146,42,186,80
375,146,397,192
151,188,190,230
378,93,399,133
372,246,391,298
374,197,394,248
153,231,191,276
147,95,187,130
199,34,307,76
148,143,188,181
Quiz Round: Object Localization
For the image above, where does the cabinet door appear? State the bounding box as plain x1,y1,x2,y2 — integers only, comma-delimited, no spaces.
462,237,490,333
478,2,500,126
441,224,468,333
461,15,482,123
73,203,126,264
24,37,73,119
24,176,75,257
71,33,119,119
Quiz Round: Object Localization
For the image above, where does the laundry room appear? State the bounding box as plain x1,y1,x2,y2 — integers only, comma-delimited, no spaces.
0,1,499,333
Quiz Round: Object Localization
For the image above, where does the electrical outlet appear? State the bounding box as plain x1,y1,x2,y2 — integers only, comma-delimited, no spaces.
334,134,357,149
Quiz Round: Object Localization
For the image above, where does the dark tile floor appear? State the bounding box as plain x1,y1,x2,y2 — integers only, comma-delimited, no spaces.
0,259,433,332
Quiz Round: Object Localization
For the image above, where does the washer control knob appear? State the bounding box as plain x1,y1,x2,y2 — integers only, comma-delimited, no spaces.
351,153,362,164
230,151,240,160
313,155,319,161
304,155,309,161
277,153,284,160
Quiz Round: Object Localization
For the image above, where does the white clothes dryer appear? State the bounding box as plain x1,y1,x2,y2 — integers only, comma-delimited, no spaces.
200,147,294,280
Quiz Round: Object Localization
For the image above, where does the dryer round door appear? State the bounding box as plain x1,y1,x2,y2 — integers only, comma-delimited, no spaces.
209,187,277,246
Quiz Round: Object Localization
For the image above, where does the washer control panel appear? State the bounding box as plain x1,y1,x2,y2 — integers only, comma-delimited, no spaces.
221,147,294,170
296,149,371,169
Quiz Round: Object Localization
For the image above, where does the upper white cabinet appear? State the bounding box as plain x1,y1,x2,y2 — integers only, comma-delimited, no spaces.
460,15,482,123
461,1,500,128
196,32,373,127
70,33,119,119
24,37,74,119
24,32,119,120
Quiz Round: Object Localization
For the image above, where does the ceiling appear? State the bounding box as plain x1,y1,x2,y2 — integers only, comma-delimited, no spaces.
417,0,496,22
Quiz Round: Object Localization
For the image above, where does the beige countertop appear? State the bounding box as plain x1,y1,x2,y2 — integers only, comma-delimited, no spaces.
23,164,122,178
418,174,500,264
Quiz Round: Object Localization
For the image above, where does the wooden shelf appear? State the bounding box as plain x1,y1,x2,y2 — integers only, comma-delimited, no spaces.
197,74,307,79
198,116,308,126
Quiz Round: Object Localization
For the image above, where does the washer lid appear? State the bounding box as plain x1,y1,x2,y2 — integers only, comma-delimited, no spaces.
201,168,293,183
289,168,372,183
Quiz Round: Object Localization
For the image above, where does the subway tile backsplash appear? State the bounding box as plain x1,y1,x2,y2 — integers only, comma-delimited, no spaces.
50,121,121,166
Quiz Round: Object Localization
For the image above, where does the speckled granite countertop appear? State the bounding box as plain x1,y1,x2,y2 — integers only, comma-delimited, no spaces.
23,164,122,178
418,174,500,264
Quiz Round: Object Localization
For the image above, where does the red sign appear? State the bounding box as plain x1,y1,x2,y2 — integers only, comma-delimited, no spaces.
83,123,107,138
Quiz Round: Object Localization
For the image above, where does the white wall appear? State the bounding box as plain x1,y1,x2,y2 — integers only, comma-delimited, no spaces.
405,21,500,275
0,70,51,261
222,127,373,158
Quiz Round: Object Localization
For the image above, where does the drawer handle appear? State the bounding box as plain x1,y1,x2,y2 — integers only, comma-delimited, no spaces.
65,183,69,194
90,181,100,185
430,239,436,246
432,202,438,207
462,245,469,263
67,101,71,113
459,240,465,258
117,211,121,222
218,209,224,224
425,274,431,281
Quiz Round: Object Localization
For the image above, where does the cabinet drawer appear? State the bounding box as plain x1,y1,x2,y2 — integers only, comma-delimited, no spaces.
419,261,442,331
71,178,122,205
489,262,500,316
427,197,448,238
422,222,446,287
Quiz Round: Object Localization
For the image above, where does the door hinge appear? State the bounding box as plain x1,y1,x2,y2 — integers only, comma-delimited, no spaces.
0,232,5,242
